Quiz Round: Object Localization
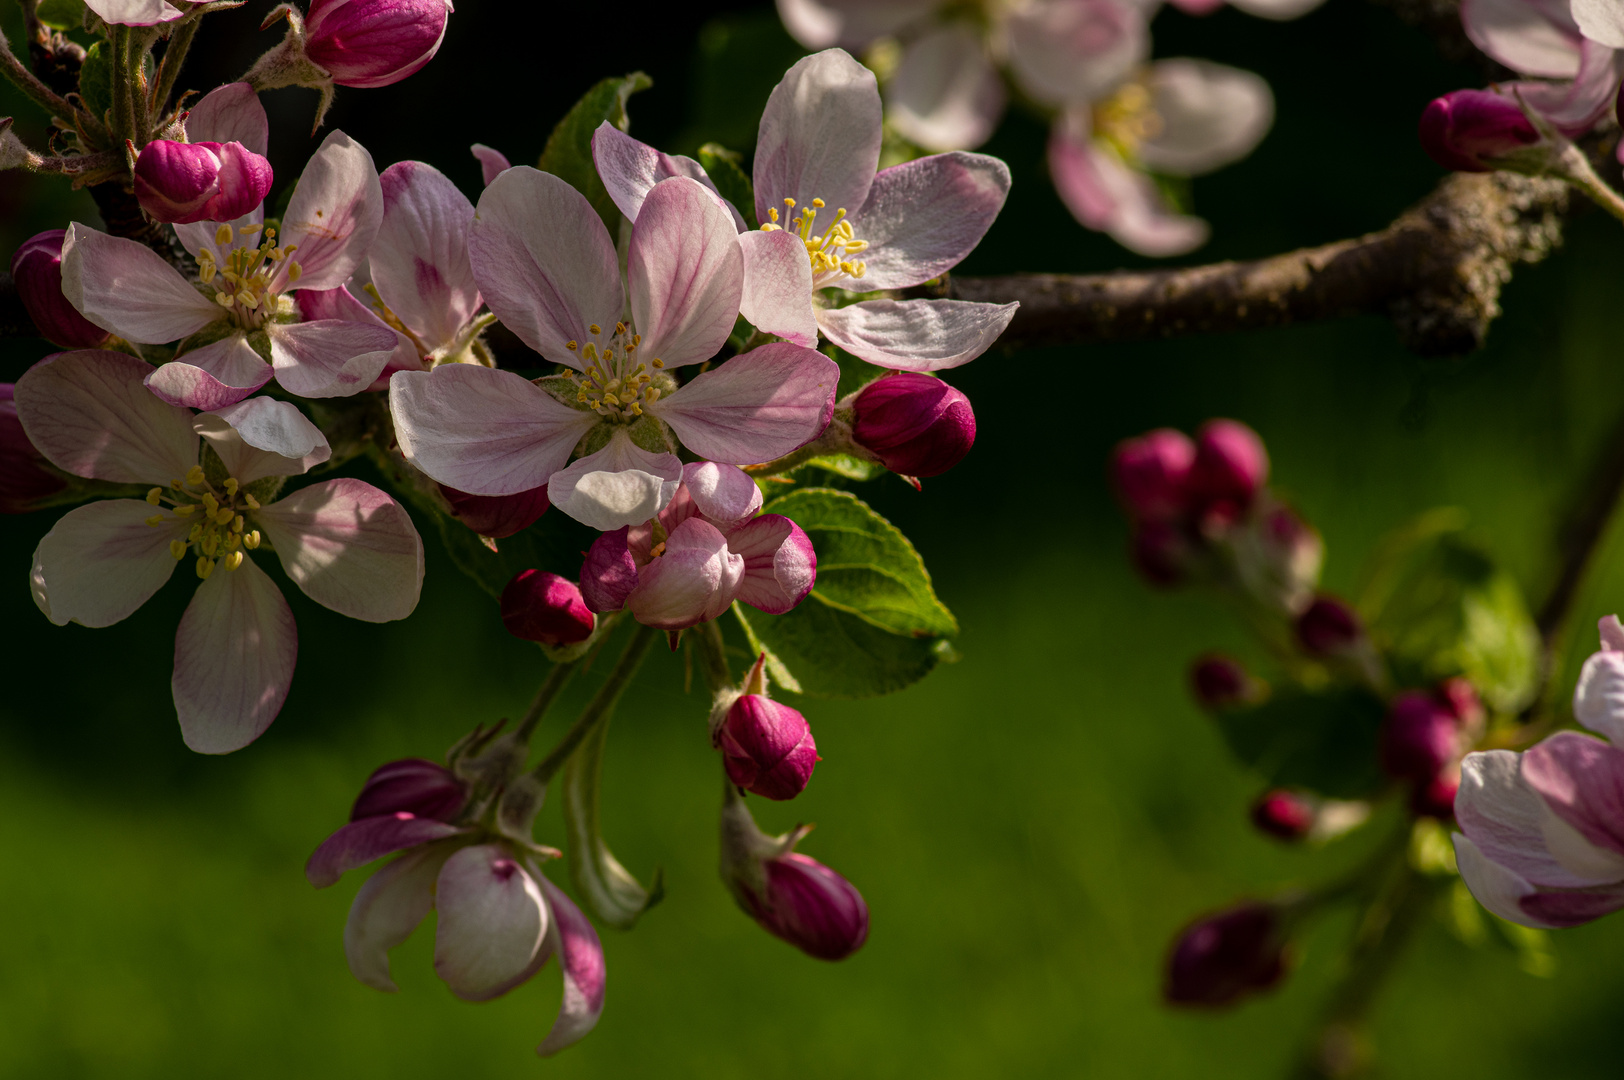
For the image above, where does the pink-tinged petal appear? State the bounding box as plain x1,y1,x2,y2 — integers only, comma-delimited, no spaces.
650,342,838,464
738,230,817,347
816,299,1016,372
774,0,933,48
547,431,683,532
1456,750,1603,888
729,514,816,614
1575,648,1624,743
173,205,264,263
147,335,273,410
1048,125,1210,257
296,285,421,386
274,130,384,293
1453,833,1559,928
625,517,744,629
434,844,549,1002
471,143,511,187
267,319,398,399
1522,732,1624,860
1576,0,1624,46
185,82,269,155
14,349,197,483
580,527,638,613
171,554,297,754
850,152,1010,289
83,0,183,25
592,123,747,230
1601,614,1624,651
344,843,456,992
1138,60,1274,176
389,366,599,496
306,812,468,888
352,759,468,822
886,28,1006,153
440,483,550,539
1519,882,1624,927
753,49,883,228
255,478,424,622
1461,0,1582,77
193,396,331,484
467,166,622,368
1510,40,1624,134
373,161,482,351
683,461,763,528
30,500,187,627
1227,0,1328,17
59,223,223,343
1006,0,1148,107
628,177,745,369
536,875,607,1057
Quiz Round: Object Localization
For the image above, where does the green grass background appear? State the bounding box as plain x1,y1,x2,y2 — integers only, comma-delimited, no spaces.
5,0,1624,1075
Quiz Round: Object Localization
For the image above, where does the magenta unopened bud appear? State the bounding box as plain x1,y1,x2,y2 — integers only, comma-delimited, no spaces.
1190,653,1260,711
10,231,111,348
850,372,975,478
719,695,818,801
440,481,549,539
305,0,453,88
749,852,870,960
0,383,67,513
1111,428,1195,522
1131,520,1195,586
1419,89,1539,174
1250,790,1315,842
1436,676,1484,729
1410,768,1461,820
500,569,595,647
1189,419,1268,516
132,139,273,225
1165,902,1290,1007
1380,690,1462,781
1294,596,1363,656
350,757,468,822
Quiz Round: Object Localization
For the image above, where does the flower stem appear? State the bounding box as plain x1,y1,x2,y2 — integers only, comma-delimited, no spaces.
511,658,579,744
150,18,198,119
694,618,733,695
0,25,81,129
530,623,656,784
1558,143,1624,225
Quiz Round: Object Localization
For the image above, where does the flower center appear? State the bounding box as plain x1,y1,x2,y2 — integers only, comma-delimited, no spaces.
195,223,302,330
759,197,869,281
144,464,264,580
1093,80,1163,163
562,321,670,420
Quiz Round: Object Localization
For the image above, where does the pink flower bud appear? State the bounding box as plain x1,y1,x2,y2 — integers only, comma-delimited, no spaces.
1436,676,1484,729
1294,596,1363,656
500,570,595,647
1111,427,1196,522
132,139,274,225
1189,419,1268,517
1419,90,1539,174
746,852,870,960
850,372,976,478
1410,767,1460,820
305,0,453,88
1380,690,1462,781
350,757,468,822
439,481,549,539
9,231,111,348
1189,653,1262,711
719,695,818,800
0,382,67,513
1131,520,1196,586
1250,790,1315,842
1165,902,1290,1007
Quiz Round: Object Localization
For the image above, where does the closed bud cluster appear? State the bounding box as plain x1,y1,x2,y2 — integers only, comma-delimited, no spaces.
849,372,976,478
132,139,274,225
501,570,595,647
1188,419,1269,525
1164,901,1291,1007
10,231,111,349
1189,653,1265,711
1294,595,1363,657
1380,679,1483,817
0,383,67,513
1248,790,1370,843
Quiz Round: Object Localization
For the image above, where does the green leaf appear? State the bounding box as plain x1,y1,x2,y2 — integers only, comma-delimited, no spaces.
734,600,950,699
697,143,757,229
537,72,652,236
36,0,86,31
805,454,886,482
1213,687,1388,799
79,40,113,121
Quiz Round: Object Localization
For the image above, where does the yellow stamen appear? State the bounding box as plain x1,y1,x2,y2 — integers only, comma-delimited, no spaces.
223,478,239,496
233,515,244,533
215,224,233,246
146,487,163,505
186,465,205,486
196,556,215,580
172,504,196,517
145,514,165,527
244,494,261,511
169,540,187,560
214,508,235,526
245,530,261,549
652,358,664,368
223,551,244,571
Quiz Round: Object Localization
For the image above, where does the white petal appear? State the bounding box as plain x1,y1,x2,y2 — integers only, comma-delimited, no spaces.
1575,649,1624,743
275,130,384,293
372,161,483,351
1461,0,1583,77
267,319,398,399
344,843,455,992
1006,0,1149,107
60,223,223,343
1137,60,1274,176
185,82,270,155
629,177,745,369
31,500,187,627
1576,0,1624,46
815,299,1016,371
433,844,549,1002
738,230,817,347
547,430,682,531
753,49,883,229
1453,833,1557,929
193,398,331,485
1456,750,1600,888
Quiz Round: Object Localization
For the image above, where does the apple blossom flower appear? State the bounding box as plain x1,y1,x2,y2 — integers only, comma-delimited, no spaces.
501,570,596,647
579,462,816,631
83,0,194,25
715,652,818,800
9,231,112,349
132,139,274,226
850,372,976,477
0,382,67,513
1164,901,1291,1006
389,168,839,531
16,350,423,753
1455,0,1624,139
60,121,399,410
303,0,453,88
1165,0,1327,18
592,49,1018,373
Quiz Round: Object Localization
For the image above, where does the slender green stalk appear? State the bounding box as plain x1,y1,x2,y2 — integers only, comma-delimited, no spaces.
511,658,578,744
149,19,198,118
694,618,734,695
530,623,656,784
19,0,43,49
110,26,132,146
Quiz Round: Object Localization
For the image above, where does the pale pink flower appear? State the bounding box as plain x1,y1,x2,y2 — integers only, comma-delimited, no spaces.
389,169,838,531
16,350,423,753
1459,0,1624,136
83,0,194,25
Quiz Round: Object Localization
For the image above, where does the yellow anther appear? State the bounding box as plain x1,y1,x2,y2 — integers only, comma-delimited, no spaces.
566,340,578,351
239,223,263,236
224,532,241,551
615,321,626,335
169,540,187,560
202,534,218,557
645,386,661,403
237,291,259,309
145,514,164,527
173,503,196,517
577,392,588,402
629,402,643,415
244,494,261,510
223,551,244,571
652,358,664,368
233,515,244,533
186,465,205,486
196,556,215,580
784,197,795,209
214,507,235,526
632,333,642,346
288,263,303,283
215,224,234,246
215,292,234,308
582,343,598,361
201,493,219,513
245,530,261,549
603,393,621,406
146,487,163,505
589,323,601,335
188,524,202,542
223,478,239,496
283,244,297,255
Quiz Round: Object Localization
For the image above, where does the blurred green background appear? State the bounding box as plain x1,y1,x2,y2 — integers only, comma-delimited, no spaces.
5,0,1624,1075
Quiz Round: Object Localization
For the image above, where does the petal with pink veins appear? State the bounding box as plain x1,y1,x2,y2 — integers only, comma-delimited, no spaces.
193,397,331,484
467,167,622,368
296,286,421,385
255,478,425,622
683,461,763,528
848,151,1010,290
171,554,298,754
1518,882,1624,927
273,130,384,293
1574,648,1624,743
536,875,608,1057
344,841,460,992
626,517,744,629
580,527,638,613
547,430,683,532
83,0,183,25
185,82,269,155
816,299,1016,372
372,161,483,351
146,335,273,410
60,223,224,343
650,342,838,464
1048,124,1210,257
471,143,511,187
753,50,883,229
267,319,399,398
14,349,198,483
886,28,1006,153
628,177,745,369
307,812,469,888
1452,833,1557,928
592,123,747,230
1005,0,1148,107
434,844,549,1002
738,230,817,347
729,513,816,614
1456,750,1606,888
389,366,599,495
1460,0,1582,77
30,499,189,627
1137,60,1274,176
1508,40,1624,134
1521,732,1624,861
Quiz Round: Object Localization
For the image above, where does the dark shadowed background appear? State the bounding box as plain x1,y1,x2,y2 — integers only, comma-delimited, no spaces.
3,1,1623,1075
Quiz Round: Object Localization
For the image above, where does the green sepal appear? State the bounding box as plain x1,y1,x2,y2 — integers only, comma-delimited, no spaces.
79,40,114,122
36,0,87,31
561,704,663,930
697,143,756,229
538,72,653,236
1213,686,1389,800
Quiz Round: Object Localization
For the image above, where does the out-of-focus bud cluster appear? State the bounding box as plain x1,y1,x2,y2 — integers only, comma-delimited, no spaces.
1380,677,1483,819
0,382,68,513
1164,900,1292,1008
